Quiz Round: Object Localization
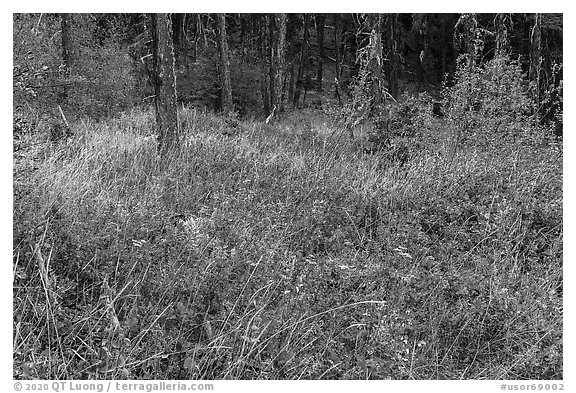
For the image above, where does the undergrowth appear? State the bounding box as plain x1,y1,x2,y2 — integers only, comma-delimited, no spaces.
13,103,562,379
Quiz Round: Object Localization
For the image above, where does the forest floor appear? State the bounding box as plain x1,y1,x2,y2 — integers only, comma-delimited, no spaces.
13,100,563,379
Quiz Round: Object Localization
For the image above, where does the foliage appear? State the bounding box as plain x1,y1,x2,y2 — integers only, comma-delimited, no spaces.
13,12,563,381
13,14,142,124
537,61,563,127
13,14,64,107
343,17,389,128
71,39,141,119
443,54,548,149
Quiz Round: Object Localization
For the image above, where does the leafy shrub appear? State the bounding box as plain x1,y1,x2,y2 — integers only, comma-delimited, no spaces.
13,14,142,123
68,39,141,119
443,54,537,146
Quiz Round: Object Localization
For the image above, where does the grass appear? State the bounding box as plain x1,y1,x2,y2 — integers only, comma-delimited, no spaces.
13,104,562,380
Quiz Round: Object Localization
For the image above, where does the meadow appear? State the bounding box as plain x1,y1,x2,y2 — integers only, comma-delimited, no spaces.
13,102,563,379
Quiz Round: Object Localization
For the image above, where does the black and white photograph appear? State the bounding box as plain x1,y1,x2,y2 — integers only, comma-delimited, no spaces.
13,10,563,383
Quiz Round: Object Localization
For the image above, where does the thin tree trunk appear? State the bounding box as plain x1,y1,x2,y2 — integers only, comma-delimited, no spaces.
274,14,288,111
385,13,399,99
180,13,187,60
494,13,509,56
293,14,310,107
316,14,325,90
251,14,259,45
216,13,234,115
259,15,271,116
412,14,427,92
150,13,179,156
268,15,277,112
456,14,478,70
286,14,298,105
60,13,72,103
335,14,341,80
61,13,72,69
530,13,545,122
334,13,343,104
240,14,247,56
192,14,202,62
530,13,542,107
369,14,385,113
440,14,449,81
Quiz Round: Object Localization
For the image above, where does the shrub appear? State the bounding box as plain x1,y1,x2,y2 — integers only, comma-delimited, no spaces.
13,14,142,124
443,54,539,147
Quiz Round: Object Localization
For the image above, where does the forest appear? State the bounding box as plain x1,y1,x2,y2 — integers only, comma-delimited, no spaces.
13,13,563,380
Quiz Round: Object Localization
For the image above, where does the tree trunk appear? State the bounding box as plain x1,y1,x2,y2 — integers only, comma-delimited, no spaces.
412,14,427,92
335,13,342,81
251,14,259,46
216,13,234,115
530,13,542,121
385,14,399,99
259,14,271,116
61,13,72,69
495,13,509,56
367,14,385,114
530,14,542,82
288,63,296,106
192,14,202,62
286,14,298,105
316,14,325,90
268,15,277,112
293,14,310,107
274,14,288,111
150,13,179,156
455,14,478,70
240,14,247,56
440,14,450,82
60,13,72,103
180,13,188,60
